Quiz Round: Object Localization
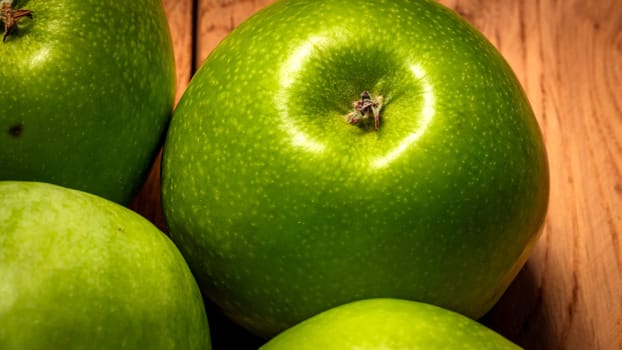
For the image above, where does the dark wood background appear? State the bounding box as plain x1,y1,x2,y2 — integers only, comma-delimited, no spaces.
131,1,622,349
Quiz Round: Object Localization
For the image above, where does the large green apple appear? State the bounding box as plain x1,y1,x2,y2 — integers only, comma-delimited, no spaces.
261,298,521,349
162,0,549,338
0,181,211,350
0,0,175,204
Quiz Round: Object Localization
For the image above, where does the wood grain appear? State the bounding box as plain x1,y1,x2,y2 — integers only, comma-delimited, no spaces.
195,0,275,66
132,0,622,348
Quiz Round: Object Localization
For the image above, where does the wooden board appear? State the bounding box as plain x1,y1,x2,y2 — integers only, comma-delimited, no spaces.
132,1,622,348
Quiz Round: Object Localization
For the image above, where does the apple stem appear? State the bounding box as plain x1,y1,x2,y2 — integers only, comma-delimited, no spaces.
345,91,384,130
0,1,32,42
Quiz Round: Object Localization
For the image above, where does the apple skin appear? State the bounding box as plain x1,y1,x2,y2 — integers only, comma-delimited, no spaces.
0,181,211,350
261,299,521,350
161,0,549,338
0,0,175,204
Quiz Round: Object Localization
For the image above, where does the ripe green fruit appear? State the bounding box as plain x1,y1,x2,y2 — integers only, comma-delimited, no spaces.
261,299,521,349
0,181,211,350
0,0,175,204
162,0,549,337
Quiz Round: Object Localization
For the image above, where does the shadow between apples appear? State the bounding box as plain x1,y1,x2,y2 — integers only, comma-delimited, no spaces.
203,297,266,350
480,260,554,350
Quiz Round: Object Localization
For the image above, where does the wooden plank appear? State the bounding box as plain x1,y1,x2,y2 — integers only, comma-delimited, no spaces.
163,0,195,103
195,0,276,66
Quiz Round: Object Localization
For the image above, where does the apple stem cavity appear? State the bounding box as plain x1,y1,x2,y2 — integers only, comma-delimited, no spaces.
345,91,384,131
0,1,32,42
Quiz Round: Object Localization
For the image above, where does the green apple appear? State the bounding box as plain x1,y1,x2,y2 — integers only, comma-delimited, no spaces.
0,181,211,350
161,0,549,338
261,298,521,349
0,0,175,204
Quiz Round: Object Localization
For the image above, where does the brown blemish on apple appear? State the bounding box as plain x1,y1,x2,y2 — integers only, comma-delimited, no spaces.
8,123,23,138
